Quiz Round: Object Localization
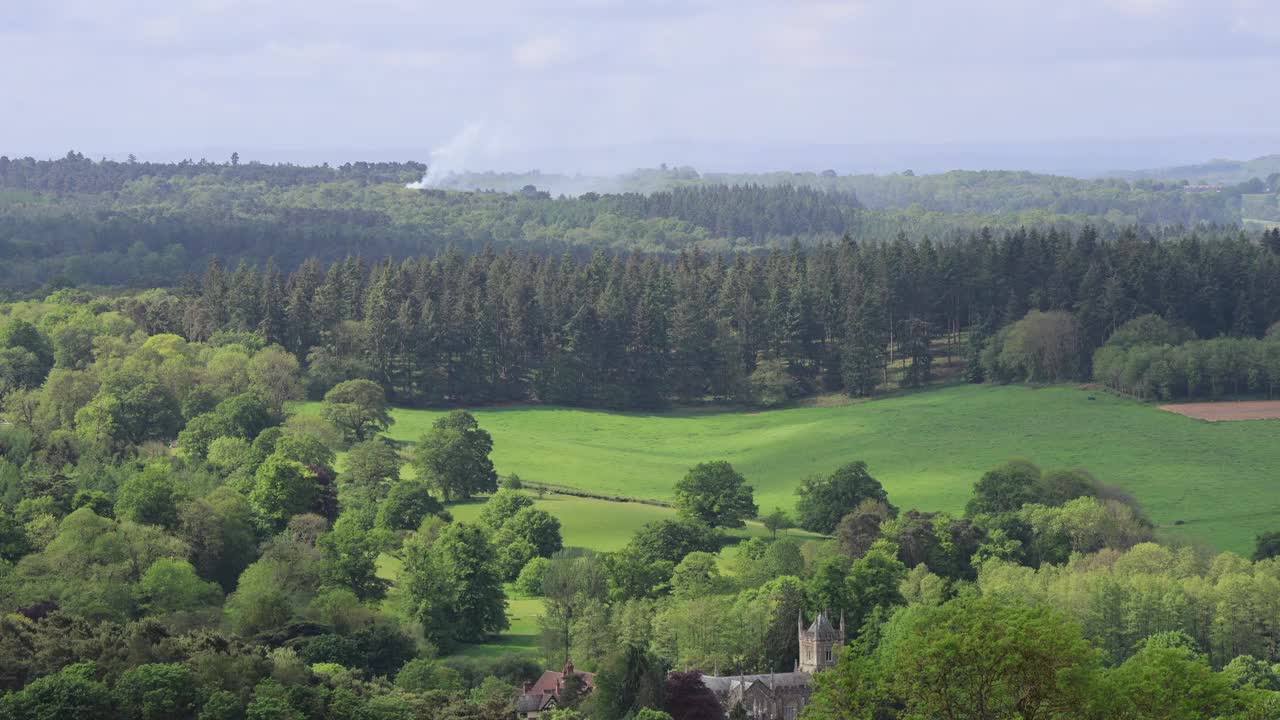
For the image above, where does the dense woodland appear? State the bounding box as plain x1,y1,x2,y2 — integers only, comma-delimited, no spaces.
2,157,1280,718
2,153,1276,290
1,292,1279,717
7,223,1278,409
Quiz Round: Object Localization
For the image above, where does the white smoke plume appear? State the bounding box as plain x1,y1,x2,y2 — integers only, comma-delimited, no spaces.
406,122,488,189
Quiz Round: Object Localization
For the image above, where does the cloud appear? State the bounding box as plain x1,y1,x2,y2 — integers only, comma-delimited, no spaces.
138,16,182,43
1,0,1278,164
512,35,569,69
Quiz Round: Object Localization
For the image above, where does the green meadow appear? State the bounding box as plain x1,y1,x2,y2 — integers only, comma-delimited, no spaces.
310,384,1280,555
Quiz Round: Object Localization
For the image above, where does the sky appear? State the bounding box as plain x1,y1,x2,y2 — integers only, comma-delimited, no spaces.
2,0,1279,173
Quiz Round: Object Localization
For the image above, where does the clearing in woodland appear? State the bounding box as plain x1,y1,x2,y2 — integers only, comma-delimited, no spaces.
306,384,1280,554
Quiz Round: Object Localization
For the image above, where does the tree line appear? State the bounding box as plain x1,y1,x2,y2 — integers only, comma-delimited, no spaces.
0,154,1270,290
0,151,426,193
32,222,1272,410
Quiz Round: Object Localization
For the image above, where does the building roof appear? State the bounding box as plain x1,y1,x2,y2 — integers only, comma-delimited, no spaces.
807,613,840,641
515,693,555,714
701,672,813,694
524,663,596,696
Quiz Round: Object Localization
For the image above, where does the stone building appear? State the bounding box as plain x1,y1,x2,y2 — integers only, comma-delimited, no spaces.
699,612,845,720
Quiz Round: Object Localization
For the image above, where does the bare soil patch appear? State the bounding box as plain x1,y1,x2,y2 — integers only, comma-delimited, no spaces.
1159,400,1280,422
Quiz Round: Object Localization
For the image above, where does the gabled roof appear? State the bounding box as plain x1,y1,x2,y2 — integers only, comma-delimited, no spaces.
515,692,556,714
525,668,597,696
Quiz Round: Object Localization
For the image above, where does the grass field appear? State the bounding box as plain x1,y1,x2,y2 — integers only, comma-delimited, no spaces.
1245,218,1280,231
444,495,816,551
446,496,675,551
305,384,1280,554
449,596,544,659
376,551,544,659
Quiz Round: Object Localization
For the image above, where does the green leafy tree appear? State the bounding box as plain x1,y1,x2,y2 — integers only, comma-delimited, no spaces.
673,461,758,528
137,558,222,614
247,345,303,416
1254,531,1280,561
402,521,508,647
395,658,464,693
670,551,727,599
320,512,390,600
115,463,185,529
591,645,665,717
833,500,893,559
409,410,497,502
499,507,563,558
207,436,254,476
1036,468,1097,507
795,462,894,534
375,479,445,532
0,662,115,720
966,459,1042,516
78,371,182,449
883,595,1100,720
628,519,722,565
341,438,403,503
845,540,907,633
0,319,54,389
761,507,793,537
245,679,302,720
350,623,420,678
1100,633,1250,719
249,454,318,532
495,537,538,583
321,379,393,443
514,556,552,596
478,488,534,529
115,663,199,720
272,434,335,472
178,487,257,591
177,393,272,460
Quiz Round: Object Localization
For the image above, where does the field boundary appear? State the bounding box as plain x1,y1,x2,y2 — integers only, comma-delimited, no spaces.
521,480,672,508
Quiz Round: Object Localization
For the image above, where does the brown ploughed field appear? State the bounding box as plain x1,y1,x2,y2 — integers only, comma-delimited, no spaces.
1159,400,1280,421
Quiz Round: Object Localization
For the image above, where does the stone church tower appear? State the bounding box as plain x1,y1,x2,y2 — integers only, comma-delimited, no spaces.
797,611,845,673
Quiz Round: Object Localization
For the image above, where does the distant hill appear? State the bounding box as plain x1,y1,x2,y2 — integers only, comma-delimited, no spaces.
1110,155,1280,185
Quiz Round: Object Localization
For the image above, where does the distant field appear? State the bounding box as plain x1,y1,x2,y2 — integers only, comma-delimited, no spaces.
447,495,675,551
1161,400,1280,422
304,384,1280,554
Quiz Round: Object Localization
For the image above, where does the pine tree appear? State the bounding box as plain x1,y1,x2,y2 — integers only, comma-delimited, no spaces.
227,261,262,332
258,257,286,346
363,263,398,391
901,317,933,387
842,298,886,398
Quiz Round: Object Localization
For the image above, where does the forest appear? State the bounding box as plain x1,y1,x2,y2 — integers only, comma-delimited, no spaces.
1,292,1279,718
2,157,1280,719
1,153,1275,290
6,222,1279,409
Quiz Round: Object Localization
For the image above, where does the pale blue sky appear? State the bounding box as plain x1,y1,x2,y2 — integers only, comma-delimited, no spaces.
2,1,1278,171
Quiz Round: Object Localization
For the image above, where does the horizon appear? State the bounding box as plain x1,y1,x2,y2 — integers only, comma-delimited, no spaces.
8,135,1280,180
4,2,1279,177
